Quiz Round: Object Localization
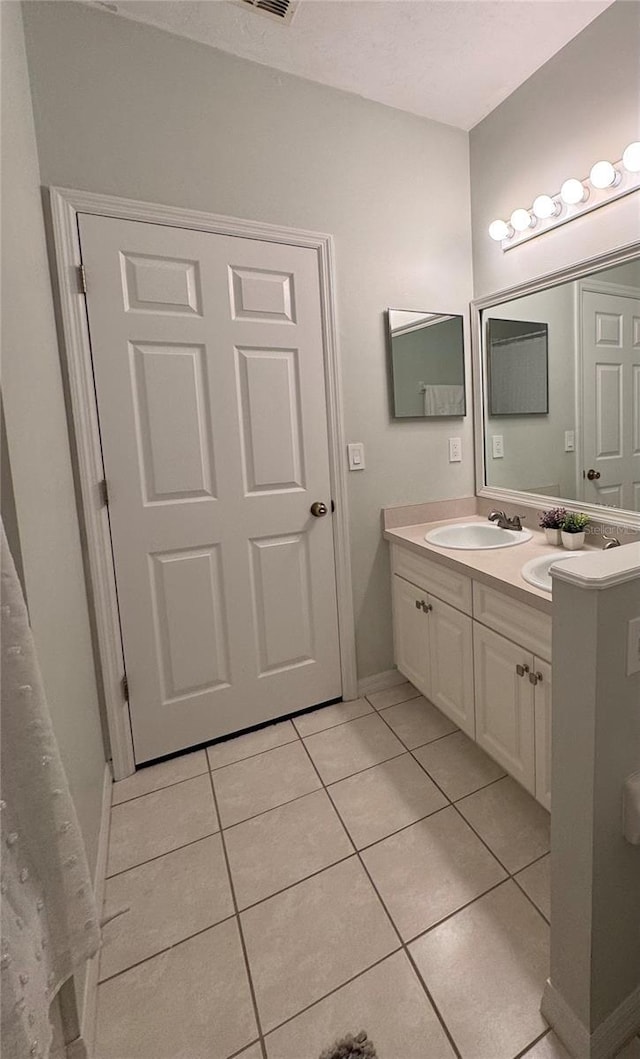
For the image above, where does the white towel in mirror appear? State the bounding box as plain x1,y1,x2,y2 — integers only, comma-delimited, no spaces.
422,384,465,416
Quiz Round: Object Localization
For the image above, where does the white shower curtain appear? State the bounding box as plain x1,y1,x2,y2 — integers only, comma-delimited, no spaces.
1,525,100,1059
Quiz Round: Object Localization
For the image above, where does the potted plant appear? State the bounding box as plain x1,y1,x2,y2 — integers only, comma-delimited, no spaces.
560,511,590,550
539,507,567,546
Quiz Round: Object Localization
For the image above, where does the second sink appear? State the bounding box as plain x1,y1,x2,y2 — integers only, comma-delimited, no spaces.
521,551,582,593
425,522,534,550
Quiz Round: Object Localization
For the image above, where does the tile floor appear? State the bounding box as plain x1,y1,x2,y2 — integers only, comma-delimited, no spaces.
94,681,638,1059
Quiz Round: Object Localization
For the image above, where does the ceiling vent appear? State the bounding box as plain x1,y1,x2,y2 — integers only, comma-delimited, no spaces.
238,0,298,26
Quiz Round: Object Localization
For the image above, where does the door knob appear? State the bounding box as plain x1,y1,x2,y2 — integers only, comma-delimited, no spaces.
587,469,601,480
310,501,328,517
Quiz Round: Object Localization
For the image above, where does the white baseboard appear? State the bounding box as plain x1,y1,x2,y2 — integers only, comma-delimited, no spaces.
78,762,112,1059
542,978,640,1058
358,668,406,698
542,980,590,1057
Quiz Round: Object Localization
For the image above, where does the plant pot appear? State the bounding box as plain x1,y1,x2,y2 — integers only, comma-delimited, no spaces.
561,530,585,550
544,527,562,546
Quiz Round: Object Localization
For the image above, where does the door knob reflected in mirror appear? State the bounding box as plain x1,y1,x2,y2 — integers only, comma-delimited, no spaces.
310,501,328,517
586,469,601,480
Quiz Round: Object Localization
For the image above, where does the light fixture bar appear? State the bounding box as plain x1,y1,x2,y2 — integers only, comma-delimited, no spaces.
492,147,640,252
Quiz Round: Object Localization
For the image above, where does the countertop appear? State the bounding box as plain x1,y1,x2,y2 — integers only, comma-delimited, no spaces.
384,515,600,616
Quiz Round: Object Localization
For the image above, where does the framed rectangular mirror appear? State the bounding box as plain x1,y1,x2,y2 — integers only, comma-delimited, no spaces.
472,243,640,524
387,309,466,418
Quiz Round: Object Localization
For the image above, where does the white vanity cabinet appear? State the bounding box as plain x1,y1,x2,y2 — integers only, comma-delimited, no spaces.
390,542,552,810
390,546,475,737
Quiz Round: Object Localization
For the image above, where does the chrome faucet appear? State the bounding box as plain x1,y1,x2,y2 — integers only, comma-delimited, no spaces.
488,510,525,532
602,533,621,550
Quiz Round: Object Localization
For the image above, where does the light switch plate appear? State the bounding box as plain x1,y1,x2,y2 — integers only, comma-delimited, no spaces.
565,430,575,452
347,442,365,471
448,437,462,463
627,616,640,676
492,435,504,459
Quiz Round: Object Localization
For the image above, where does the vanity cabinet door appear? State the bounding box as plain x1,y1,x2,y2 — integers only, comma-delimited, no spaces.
533,658,552,811
428,597,475,738
474,624,535,794
391,575,430,697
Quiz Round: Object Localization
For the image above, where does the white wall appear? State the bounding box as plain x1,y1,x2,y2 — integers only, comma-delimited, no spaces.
22,0,474,679
550,552,640,1038
470,0,640,300
1,1,106,879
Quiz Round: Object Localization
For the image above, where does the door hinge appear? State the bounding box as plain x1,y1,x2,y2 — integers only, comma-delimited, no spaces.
98,479,109,507
122,674,129,701
331,499,335,513
77,265,87,294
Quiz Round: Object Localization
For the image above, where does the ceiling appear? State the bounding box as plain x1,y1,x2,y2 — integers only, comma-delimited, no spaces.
88,0,614,130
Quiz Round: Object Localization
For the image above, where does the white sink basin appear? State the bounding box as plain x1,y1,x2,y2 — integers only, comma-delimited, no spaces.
425,522,533,550
521,551,582,593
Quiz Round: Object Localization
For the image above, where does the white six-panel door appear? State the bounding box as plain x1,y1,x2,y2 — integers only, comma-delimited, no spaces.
79,214,341,761
581,288,640,511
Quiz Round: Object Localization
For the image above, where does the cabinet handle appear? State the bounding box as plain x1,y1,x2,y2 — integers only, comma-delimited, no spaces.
423,602,433,613
529,671,543,685
516,663,530,677
415,600,422,610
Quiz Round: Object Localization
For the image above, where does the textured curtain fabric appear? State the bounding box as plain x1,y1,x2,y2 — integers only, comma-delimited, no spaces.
1,525,101,1059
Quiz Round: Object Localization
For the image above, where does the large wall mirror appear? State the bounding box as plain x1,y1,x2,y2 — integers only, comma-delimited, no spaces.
387,309,466,418
473,248,640,520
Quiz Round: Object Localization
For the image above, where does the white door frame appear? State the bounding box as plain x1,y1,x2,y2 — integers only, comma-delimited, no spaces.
576,277,640,503
49,186,357,779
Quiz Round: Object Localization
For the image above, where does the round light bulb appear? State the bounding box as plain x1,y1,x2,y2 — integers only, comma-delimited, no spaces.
560,178,587,206
589,160,619,189
488,219,511,241
510,208,535,232
532,194,560,220
622,141,640,173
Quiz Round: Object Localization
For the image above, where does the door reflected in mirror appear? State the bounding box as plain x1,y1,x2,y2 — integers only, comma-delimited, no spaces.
480,256,640,513
387,309,466,418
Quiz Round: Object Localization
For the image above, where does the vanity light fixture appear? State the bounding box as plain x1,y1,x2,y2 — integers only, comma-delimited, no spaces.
489,141,640,250
488,219,513,242
622,141,640,172
560,178,588,205
589,160,620,189
532,194,561,220
510,208,536,232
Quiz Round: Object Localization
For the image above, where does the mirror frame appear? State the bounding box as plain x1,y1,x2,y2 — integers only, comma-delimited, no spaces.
471,239,640,530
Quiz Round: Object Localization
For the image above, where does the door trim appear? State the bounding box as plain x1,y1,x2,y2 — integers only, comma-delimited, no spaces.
49,186,357,779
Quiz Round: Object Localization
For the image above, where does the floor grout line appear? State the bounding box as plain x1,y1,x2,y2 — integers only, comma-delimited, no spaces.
296,729,464,1059
512,1027,551,1058
111,765,210,805
105,827,221,880
258,945,404,1043
96,911,239,985
205,768,269,1059
375,702,551,890
207,735,299,773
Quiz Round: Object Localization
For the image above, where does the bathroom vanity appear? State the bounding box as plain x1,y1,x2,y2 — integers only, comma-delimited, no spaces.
385,516,557,810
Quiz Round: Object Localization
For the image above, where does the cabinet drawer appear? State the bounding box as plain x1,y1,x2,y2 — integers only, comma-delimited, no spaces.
473,583,552,661
390,545,472,615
